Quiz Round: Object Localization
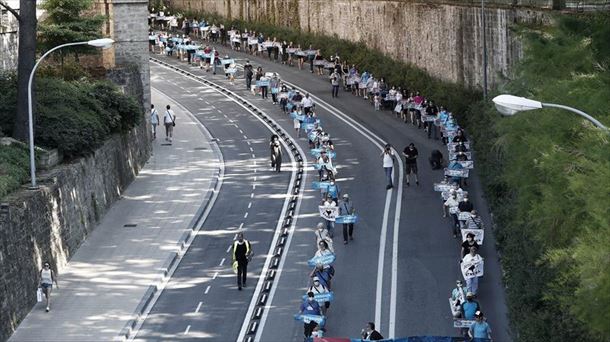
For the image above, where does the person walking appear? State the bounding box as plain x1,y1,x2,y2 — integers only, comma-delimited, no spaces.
271,138,282,172
339,194,355,244
462,246,483,295
39,262,58,312
308,276,330,316
330,70,340,98
163,105,176,142
150,104,159,140
402,143,419,186
244,60,253,90
232,232,252,290
299,292,321,341
361,322,384,340
381,144,395,189
469,311,492,340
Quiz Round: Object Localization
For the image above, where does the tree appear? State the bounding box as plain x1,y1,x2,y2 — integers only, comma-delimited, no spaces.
38,0,105,60
0,0,37,142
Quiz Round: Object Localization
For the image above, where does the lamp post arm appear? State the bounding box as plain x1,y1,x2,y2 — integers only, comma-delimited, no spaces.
27,41,88,188
541,103,609,131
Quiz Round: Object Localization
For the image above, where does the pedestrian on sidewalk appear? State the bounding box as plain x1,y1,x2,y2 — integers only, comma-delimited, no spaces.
150,104,159,140
339,194,355,244
232,232,252,290
402,143,419,186
163,105,176,142
381,144,395,189
39,262,58,312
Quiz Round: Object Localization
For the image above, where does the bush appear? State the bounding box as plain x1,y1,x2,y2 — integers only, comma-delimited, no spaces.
0,144,30,198
0,74,141,159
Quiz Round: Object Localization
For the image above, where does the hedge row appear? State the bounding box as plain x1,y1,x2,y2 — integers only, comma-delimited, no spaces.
173,9,610,342
0,74,141,159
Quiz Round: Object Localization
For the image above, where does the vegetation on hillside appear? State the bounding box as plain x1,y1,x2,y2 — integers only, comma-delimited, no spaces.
174,9,610,341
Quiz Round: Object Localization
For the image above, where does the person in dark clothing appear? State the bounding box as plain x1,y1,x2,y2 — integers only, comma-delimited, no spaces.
361,322,384,340
270,137,282,172
402,143,419,186
429,149,443,170
455,140,468,152
300,292,321,340
426,100,439,139
458,195,474,227
232,232,252,290
461,233,480,258
452,128,468,143
244,61,253,90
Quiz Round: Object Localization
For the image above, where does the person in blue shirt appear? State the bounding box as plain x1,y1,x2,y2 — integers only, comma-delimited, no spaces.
300,292,321,340
469,311,492,340
462,292,480,320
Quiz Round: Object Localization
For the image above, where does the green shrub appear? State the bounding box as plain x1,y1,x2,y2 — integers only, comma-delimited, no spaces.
0,74,141,159
0,144,30,199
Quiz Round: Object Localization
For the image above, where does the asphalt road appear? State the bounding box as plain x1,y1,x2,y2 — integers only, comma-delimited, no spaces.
134,64,292,341
147,46,511,342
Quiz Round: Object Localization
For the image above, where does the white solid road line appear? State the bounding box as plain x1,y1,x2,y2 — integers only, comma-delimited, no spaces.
376,188,393,328
195,301,203,313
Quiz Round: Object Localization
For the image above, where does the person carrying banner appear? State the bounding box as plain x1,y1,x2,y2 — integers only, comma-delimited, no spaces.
451,279,468,317
458,195,474,226
339,194,355,245
314,222,334,253
299,292,321,341
232,232,252,291
461,232,480,258
301,93,314,114
310,263,334,290
466,210,485,230
321,195,337,238
462,246,483,295
469,311,492,340
308,276,330,316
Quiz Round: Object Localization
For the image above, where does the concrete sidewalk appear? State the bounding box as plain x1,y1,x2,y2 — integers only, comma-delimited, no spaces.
9,88,221,341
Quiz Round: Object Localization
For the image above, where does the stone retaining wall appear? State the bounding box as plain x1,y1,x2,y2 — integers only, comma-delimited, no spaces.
0,105,150,342
173,0,553,88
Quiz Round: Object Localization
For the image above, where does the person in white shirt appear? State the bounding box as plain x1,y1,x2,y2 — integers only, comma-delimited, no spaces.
314,222,334,253
381,144,394,189
462,246,483,294
308,276,330,315
163,104,176,142
301,93,314,114
150,104,159,140
443,190,460,237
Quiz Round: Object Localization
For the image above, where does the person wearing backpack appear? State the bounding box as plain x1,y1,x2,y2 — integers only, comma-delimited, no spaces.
163,105,176,142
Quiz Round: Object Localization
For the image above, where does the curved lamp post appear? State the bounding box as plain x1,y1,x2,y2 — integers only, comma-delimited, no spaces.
27,38,115,189
492,94,609,131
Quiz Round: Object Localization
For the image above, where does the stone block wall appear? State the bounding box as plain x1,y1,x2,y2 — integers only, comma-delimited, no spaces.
173,0,553,89
0,107,150,342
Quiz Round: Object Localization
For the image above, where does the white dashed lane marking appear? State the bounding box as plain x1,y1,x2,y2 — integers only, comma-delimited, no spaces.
212,272,219,280
219,258,226,266
184,325,191,335
195,301,203,313
205,286,211,294
243,212,248,219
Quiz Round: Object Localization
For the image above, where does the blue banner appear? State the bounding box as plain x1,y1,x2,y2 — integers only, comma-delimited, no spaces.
335,215,359,224
256,80,270,87
290,112,305,121
301,291,334,303
312,181,332,190
310,149,336,159
220,58,234,65
307,253,336,267
294,313,326,325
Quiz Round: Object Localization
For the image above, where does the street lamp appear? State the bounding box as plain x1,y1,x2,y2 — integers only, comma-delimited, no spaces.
492,94,609,131
27,38,115,189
